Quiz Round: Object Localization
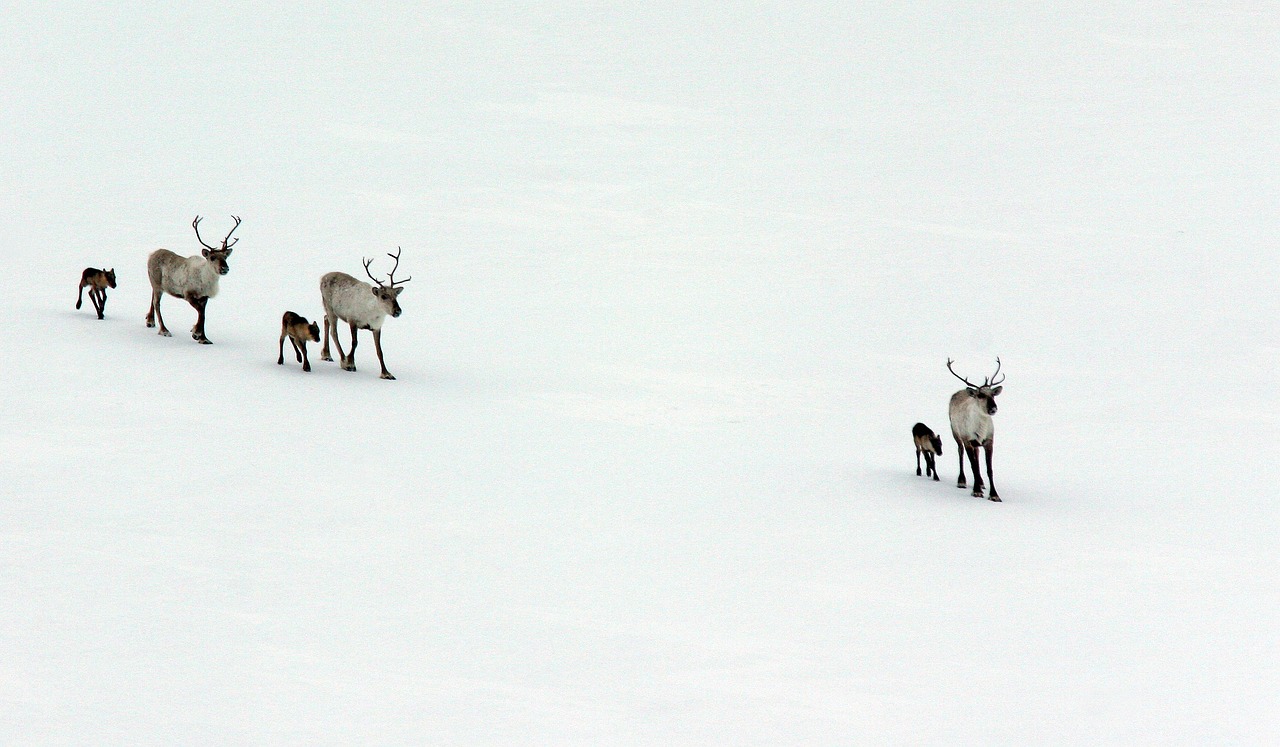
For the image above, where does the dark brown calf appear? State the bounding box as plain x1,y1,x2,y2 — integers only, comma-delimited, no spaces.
912,422,944,481
76,267,117,320
278,311,321,372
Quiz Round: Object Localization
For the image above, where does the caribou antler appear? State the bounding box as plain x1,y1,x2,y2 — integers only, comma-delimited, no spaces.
946,358,979,388
222,216,242,249
193,216,216,250
949,357,1004,388
987,357,1005,386
362,256,385,287
193,215,241,251
363,248,411,289
385,246,410,287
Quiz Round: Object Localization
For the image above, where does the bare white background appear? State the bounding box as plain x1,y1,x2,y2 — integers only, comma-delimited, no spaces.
1,3,1277,743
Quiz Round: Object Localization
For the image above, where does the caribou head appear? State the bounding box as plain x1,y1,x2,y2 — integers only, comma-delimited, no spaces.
192,215,241,275
363,246,411,318
947,357,1005,414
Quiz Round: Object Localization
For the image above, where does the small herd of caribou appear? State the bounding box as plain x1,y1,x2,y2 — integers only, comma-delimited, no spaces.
77,215,412,380
79,216,1012,499
913,358,1006,501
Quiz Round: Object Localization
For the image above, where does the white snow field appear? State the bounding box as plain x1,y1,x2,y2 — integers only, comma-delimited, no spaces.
2,4,1278,744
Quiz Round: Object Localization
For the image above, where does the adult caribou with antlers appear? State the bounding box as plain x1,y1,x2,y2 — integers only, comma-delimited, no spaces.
319,247,411,380
145,216,241,344
946,357,1006,501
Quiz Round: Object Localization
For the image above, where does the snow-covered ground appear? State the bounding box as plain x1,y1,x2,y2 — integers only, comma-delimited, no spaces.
2,4,1278,743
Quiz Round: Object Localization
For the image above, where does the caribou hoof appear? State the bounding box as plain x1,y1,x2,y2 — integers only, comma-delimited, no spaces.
146,320,155,328
158,329,172,337
988,495,1002,502
932,475,940,482
320,354,333,362
197,338,212,345
341,362,356,372
380,372,396,380
972,490,984,498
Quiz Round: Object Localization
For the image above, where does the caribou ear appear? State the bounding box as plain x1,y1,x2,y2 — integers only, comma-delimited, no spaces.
967,387,978,396
202,248,211,258
990,386,1003,396
223,247,233,257
371,286,381,296
393,286,404,297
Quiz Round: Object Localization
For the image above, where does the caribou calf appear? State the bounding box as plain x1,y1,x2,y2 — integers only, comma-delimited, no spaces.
278,311,321,372
76,267,117,320
320,247,410,380
912,422,943,481
947,357,1005,501
146,216,240,344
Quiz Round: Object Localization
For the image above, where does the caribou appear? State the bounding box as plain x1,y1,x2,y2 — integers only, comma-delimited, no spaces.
319,248,410,380
76,267,117,320
278,311,321,372
946,357,1005,501
912,422,943,481
145,216,240,344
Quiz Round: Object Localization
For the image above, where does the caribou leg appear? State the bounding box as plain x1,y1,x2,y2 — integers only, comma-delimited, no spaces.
984,441,1000,502
278,332,287,365
291,338,303,363
76,282,86,310
327,316,351,369
187,294,211,344
320,315,334,361
150,290,172,336
966,440,984,498
344,322,359,371
372,328,394,380
916,448,923,476
954,436,967,488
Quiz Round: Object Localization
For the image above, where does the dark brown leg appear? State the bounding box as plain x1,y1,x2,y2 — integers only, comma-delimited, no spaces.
291,339,303,363
372,328,394,380
967,441,984,498
76,282,86,309
199,297,211,343
187,294,211,344
984,441,999,502
955,437,966,488
916,448,922,476
278,333,287,365
300,341,311,372
92,289,105,319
